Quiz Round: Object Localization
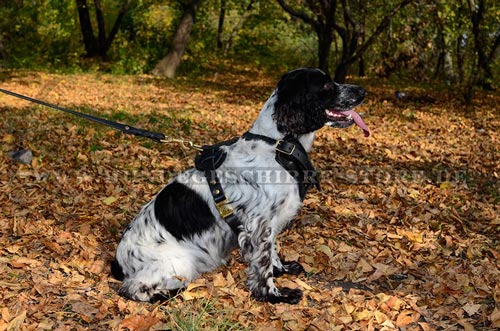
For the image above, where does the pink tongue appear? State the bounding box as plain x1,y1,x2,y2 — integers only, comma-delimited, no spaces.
340,110,370,137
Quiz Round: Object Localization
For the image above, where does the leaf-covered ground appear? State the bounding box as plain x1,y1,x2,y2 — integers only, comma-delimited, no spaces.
0,68,499,331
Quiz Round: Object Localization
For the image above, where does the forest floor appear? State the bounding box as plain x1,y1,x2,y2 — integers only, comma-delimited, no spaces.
0,66,499,331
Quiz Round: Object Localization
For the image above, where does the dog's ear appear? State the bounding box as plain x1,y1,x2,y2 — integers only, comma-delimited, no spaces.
273,83,327,135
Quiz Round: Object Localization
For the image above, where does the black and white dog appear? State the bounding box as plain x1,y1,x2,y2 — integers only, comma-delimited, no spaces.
111,68,369,304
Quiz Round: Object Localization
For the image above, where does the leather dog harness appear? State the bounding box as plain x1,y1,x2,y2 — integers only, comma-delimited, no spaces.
195,132,321,232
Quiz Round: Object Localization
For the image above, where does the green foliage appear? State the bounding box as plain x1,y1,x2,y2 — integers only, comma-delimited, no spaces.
228,3,318,70
179,0,318,74
109,0,180,74
0,1,82,70
0,0,180,73
0,0,497,95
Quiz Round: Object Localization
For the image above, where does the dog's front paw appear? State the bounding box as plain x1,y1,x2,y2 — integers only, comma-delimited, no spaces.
270,287,303,304
254,287,303,304
283,261,305,275
274,261,305,277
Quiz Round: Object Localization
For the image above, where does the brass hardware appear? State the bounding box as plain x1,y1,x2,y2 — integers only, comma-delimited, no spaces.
161,136,203,152
216,199,234,219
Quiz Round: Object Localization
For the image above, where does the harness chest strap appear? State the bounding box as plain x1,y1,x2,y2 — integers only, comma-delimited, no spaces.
194,138,240,232
242,132,321,199
194,133,320,232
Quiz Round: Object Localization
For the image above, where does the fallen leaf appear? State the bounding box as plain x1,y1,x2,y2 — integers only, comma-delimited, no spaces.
490,308,500,323
70,299,99,322
440,181,451,189
373,310,389,324
7,310,26,331
213,273,226,287
119,315,160,331
102,196,117,205
10,257,41,268
462,303,481,316
294,278,313,291
396,310,420,327
357,258,374,273
1,307,9,322
457,319,475,331
317,244,333,258
353,310,371,322
5,245,21,254
2,134,15,144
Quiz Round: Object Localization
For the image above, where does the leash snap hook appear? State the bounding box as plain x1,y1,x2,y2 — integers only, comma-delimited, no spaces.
161,136,203,152
183,140,203,152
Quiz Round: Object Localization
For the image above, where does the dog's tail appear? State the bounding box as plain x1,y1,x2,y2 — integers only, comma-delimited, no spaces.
110,259,125,281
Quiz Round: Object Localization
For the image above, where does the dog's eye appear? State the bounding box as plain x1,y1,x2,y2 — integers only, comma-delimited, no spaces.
324,82,333,90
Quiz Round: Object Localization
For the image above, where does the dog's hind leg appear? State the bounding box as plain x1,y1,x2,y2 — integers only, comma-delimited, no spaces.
118,276,188,302
239,221,302,304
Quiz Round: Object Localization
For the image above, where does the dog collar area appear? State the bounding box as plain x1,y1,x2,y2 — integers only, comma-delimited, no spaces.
242,132,321,200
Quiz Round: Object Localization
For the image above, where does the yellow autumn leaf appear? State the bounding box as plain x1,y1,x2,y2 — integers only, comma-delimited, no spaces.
344,303,356,314
440,181,451,189
374,310,389,324
213,273,226,287
3,133,15,144
406,231,423,243
102,196,117,205
353,310,371,321
376,293,392,304
317,244,333,258
294,278,313,291
7,310,26,331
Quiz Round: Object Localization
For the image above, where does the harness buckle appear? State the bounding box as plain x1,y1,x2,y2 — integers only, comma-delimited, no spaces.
216,199,234,219
276,140,296,155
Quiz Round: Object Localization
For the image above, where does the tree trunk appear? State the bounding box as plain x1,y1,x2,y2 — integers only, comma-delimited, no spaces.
358,55,365,77
334,62,349,83
94,0,107,57
0,36,6,61
104,0,132,55
433,27,445,80
456,35,465,84
152,0,202,78
76,0,99,57
223,0,257,55
357,0,366,77
317,30,333,74
334,0,412,83
76,0,131,58
334,27,349,82
443,51,455,82
217,0,226,51
465,0,484,103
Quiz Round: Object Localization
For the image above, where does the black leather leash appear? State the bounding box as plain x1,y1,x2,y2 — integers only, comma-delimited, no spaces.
0,88,170,143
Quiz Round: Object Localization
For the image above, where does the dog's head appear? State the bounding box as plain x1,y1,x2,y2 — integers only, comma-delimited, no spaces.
273,68,369,137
